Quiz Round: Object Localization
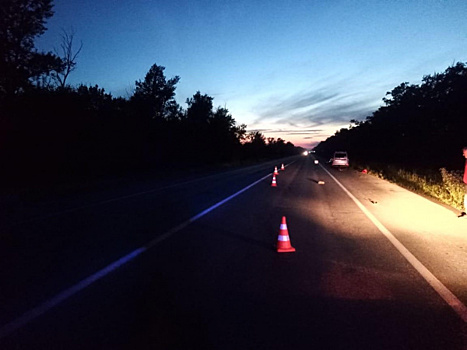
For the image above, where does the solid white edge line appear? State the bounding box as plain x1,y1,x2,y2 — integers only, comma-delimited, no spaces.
319,164,467,323
0,171,276,339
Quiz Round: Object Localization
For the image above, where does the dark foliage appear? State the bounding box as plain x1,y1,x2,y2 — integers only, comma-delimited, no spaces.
0,0,302,190
0,0,62,97
315,62,467,171
0,81,301,190
1,78,302,190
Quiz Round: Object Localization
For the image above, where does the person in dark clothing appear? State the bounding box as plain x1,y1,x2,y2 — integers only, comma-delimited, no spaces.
459,146,467,218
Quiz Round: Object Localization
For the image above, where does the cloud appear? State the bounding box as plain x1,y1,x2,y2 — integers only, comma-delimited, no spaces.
246,126,323,135
245,128,272,133
251,78,384,129
273,129,323,135
244,74,391,148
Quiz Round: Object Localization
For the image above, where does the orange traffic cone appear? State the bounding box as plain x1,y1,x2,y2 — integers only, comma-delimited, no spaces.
277,216,295,253
281,163,285,171
271,175,277,187
274,166,279,175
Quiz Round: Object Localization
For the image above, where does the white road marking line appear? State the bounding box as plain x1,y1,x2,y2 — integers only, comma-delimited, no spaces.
0,172,273,339
320,164,467,323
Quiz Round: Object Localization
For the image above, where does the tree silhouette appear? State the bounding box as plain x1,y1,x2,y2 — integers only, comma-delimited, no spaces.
186,91,213,123
316,62,467,170
0,0,61,97
52,28,83,88
0,4,302,191
132,63,180,120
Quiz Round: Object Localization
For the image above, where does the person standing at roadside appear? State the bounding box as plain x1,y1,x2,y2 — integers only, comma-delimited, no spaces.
460,146,467,217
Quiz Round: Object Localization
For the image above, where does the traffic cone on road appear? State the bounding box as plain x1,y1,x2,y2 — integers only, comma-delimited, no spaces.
277,216,295,253
281,163,285,171
274,166,279,175
271,175,277,187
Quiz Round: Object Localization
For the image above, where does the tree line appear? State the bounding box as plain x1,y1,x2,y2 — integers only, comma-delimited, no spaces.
315,62,467,171
0,0,300,189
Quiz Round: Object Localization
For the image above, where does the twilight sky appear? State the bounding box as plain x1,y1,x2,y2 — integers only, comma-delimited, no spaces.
36,0,467,148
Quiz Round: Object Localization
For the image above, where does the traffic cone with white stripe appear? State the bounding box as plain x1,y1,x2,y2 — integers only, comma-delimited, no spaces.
271,174,277,187
274,166,279,175
277,216,295,253
281,163,285,171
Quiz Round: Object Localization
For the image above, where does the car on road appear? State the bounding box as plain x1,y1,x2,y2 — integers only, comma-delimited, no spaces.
331,151,349,168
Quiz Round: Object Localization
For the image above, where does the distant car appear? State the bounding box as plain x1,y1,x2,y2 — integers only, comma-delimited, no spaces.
331,151,349,168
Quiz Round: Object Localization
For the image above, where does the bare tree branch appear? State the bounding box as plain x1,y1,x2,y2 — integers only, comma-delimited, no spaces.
53,27,83,87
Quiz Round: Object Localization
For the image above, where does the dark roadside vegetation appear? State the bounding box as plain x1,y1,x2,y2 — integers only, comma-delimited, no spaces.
0,0,302,200
315,62,467,210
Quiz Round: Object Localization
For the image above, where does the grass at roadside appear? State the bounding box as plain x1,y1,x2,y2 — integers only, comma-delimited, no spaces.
352,162,465,211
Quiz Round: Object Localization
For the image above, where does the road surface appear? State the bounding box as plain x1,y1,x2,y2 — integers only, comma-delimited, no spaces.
1,155,466,349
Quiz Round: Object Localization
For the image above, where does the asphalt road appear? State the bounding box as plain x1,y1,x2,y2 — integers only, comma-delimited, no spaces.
1,155,466,349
